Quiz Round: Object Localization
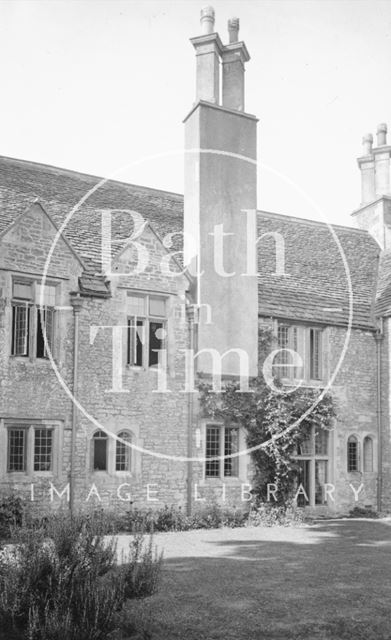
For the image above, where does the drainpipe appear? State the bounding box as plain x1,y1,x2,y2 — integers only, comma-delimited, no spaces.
375,317,384,512
186,305,196,516
69,292,83,516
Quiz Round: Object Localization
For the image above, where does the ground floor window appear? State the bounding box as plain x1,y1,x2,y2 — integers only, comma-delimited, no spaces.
205,425,239,479
6,422,56,474
294,425,329,506
115,431,132,472
92,431,108,471
91,429,134,474
347,434,375,474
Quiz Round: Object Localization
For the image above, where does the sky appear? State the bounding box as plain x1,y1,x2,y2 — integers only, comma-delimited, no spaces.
1,0,391,227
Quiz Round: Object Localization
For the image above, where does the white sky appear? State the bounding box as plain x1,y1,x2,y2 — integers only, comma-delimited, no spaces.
1,0,391,227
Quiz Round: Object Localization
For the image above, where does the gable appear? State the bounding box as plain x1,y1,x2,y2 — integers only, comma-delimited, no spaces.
110,223,188,296
0,202,84,279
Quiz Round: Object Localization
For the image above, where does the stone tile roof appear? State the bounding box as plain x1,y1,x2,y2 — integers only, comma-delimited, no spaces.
257,212,380,330
0,155,183,272
0,155,382,329
375,250,391,316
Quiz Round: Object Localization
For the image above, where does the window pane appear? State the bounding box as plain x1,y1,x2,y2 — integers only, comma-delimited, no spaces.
296,460,310,506
347,436,358,472
149,321,165,366
315,427,328,455
315,460,328,504
34,429,53,471
35,284,56,306
224,427,239,477
363,437,373,472
116,431,132,472
149,297,166,317
127,294,145,316
276,325,289,377
205,426,220,477
298,424,313,455
93,431,107,471
310,329,322,380
36,308,54,358
12,305,30,356
127,319,144,366
8,428,26,472
275,326,298,378
13,282,32,300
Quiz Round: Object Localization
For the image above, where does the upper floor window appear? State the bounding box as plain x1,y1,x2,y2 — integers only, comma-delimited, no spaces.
274,323,323,382
126,293,166,368
205,424,239,479
11,280,56,358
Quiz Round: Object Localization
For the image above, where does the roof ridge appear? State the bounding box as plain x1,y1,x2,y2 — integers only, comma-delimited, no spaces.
257,209,370,235
0,154,184,200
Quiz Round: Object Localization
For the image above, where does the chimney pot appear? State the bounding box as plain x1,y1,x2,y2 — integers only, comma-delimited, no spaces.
228,17,240,43
200,6,215,35
362,133,373,155
377,123,387,146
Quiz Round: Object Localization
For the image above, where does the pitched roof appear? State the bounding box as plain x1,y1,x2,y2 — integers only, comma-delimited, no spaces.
256,212,380,330
0,155,381,329
0,155,183,272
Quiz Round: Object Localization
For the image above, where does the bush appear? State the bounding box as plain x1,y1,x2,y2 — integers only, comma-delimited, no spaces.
188,504,248,530
120,534,163,599
0,513,162,640
0,494,24,539
247,502,305,527
119,504,249,534
348,505,380,519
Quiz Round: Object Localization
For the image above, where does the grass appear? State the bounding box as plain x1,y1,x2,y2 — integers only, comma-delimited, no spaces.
117,519,391,639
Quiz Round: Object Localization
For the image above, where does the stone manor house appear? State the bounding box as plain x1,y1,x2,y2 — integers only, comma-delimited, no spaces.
1,8,391,515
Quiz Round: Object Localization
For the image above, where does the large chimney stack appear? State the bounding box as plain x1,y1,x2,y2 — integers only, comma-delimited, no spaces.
353,123,391,248
222,18,250,111
184,7,258,377
191,7,223,104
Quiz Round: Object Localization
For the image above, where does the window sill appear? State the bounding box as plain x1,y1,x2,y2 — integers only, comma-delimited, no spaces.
126,365,164,373
4,471,55,479
9,356,53,364
202,476,244,485
280,378,325,388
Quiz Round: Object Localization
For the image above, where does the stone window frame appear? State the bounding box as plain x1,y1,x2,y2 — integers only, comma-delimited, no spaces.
10,276,59,361
274,321,325,384
125,291,168,370
346,432,376,475
90,427,137,477
292,424,331,507
200,421,248,484
0,418,62,479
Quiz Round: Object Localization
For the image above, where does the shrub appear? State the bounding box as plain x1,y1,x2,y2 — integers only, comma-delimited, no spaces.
247,502,305,527
0,512,162,640
0,494,24,539
120,534,163,599
348,505,380,519
119,504,248,534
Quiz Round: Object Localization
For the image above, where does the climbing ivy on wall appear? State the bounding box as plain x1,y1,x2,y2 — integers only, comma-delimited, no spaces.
198,326,337,504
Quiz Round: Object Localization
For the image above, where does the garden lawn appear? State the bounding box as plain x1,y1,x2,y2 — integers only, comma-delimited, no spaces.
117,519,391,640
